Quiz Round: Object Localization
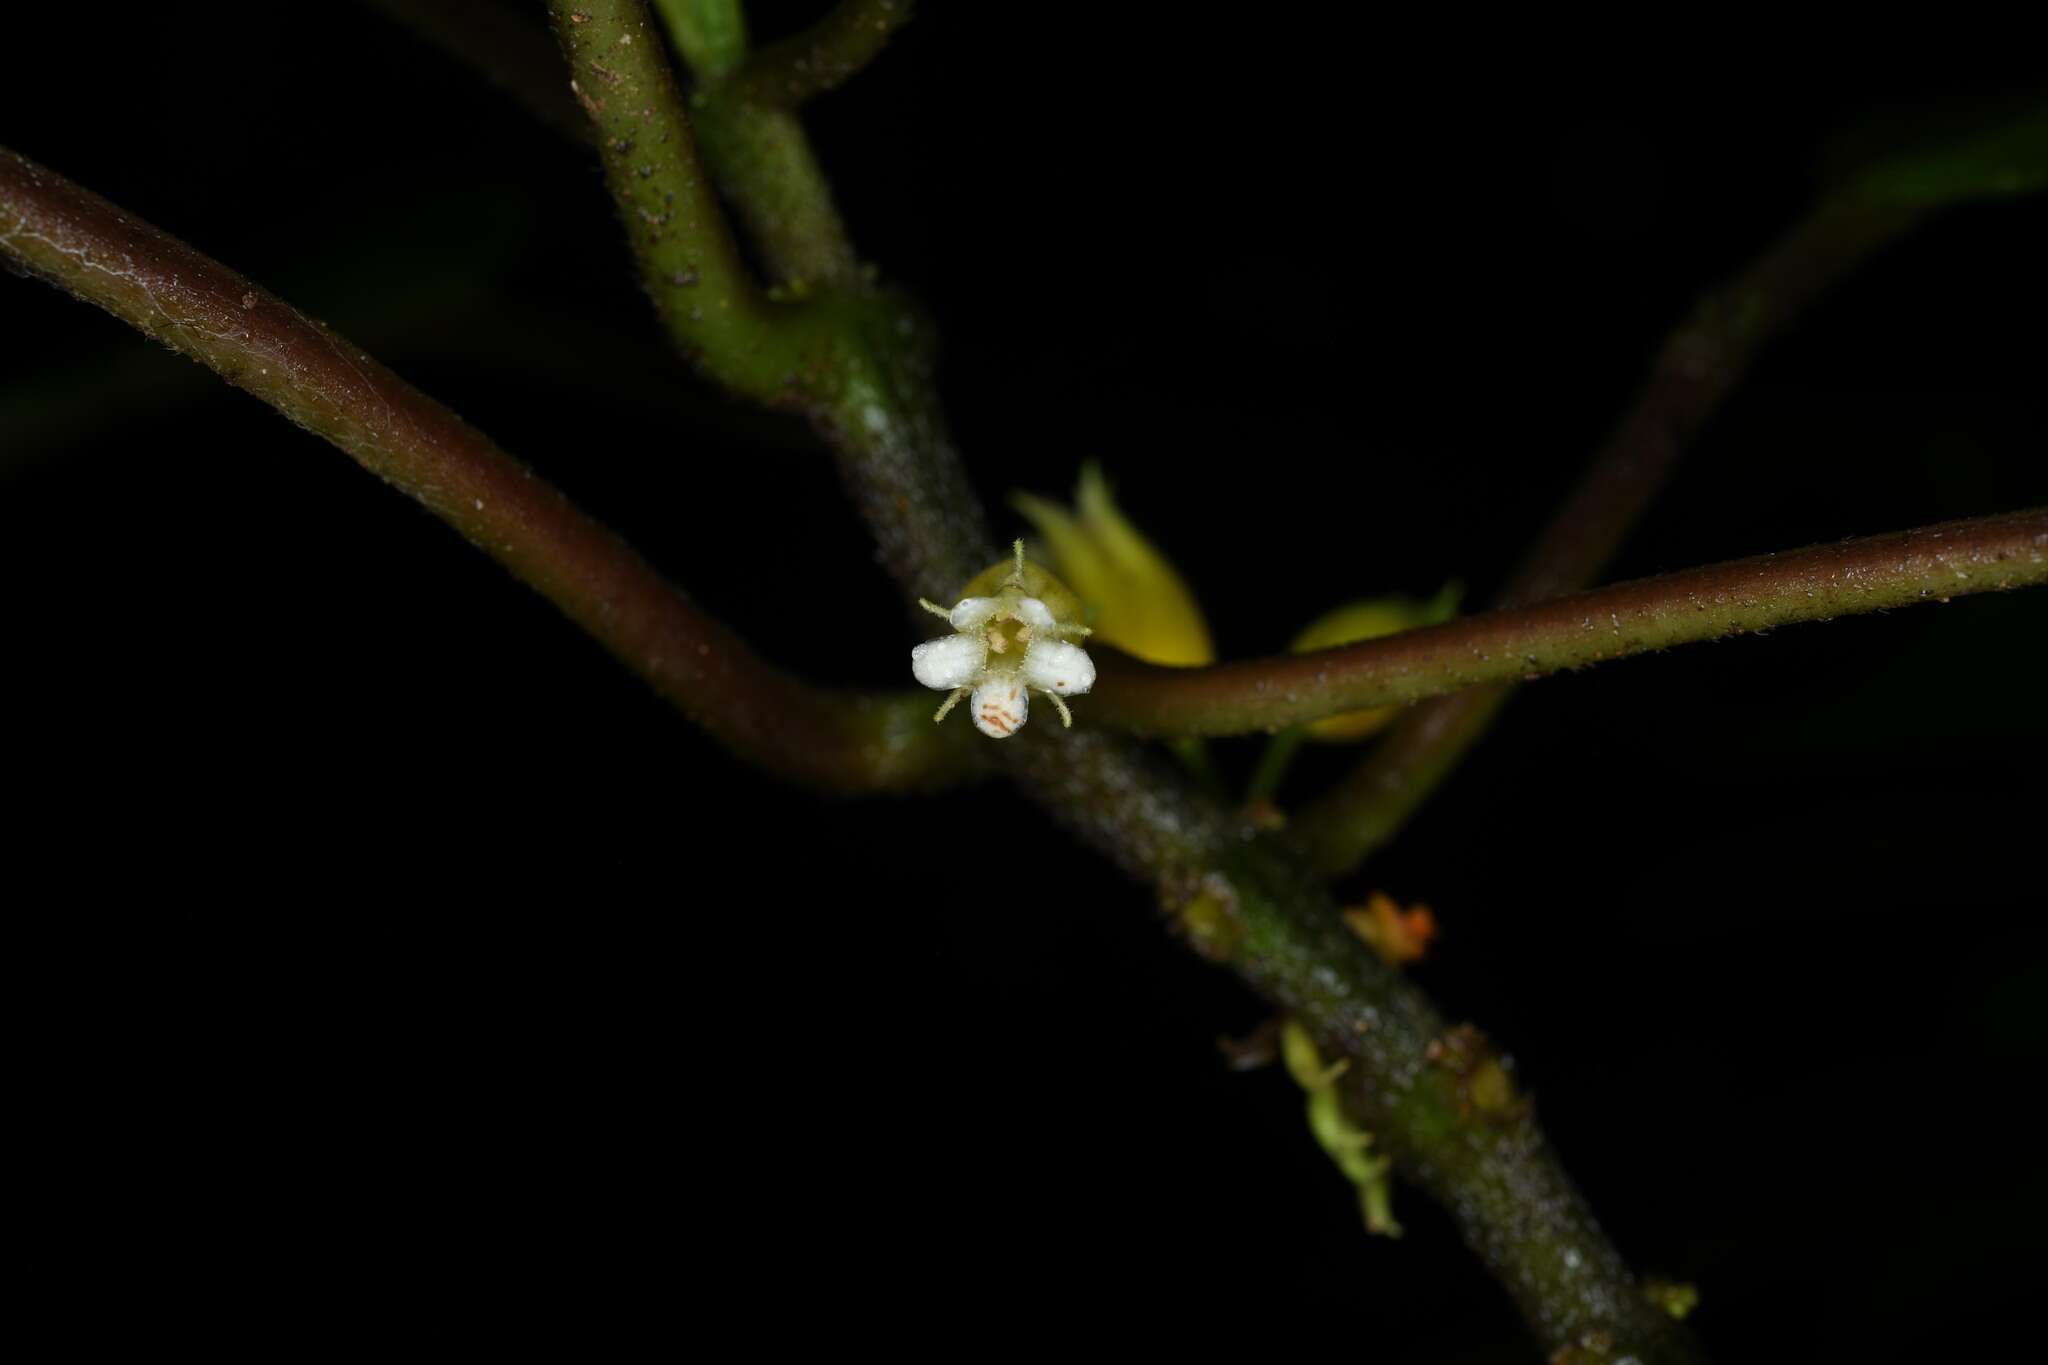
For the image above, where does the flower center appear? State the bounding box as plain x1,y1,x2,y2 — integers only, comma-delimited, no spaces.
984,616,1033,660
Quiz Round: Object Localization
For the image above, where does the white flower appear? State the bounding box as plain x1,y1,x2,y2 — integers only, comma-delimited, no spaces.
911,544,1096,738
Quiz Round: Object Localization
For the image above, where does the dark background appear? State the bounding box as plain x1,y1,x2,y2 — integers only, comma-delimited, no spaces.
5,6,2044,1359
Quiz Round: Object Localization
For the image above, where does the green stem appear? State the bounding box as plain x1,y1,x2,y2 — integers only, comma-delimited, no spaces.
651,0,748,78
390,0,883,295
1083,509,2048,737
992,729,1708,1363
650,0,861,290
685,99,858,291
548,0,841,399
1295,685,1510,875
727,0,915,108
1245,727,1306,806
0,144,981,794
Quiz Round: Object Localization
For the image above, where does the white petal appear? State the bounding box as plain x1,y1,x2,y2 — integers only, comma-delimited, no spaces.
970,676,1028,738
911,634,986,690
1013,597,1056,628
948,597,1000,631
1023,639,1095,696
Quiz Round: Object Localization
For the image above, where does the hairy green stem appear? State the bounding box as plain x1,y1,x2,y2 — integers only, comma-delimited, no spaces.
565,4,985,605
648,0,861,290
727,0,915,108
687,100,858,291
591,11,987,602
0,145,979,793
614,16,984,604
549,0,850,396
1084,508,2048,737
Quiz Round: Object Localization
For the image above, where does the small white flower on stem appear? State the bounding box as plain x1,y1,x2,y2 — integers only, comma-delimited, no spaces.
910,541,1096,738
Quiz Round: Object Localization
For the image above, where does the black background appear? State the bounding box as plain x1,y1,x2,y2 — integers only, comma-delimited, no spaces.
4,6,2045,1359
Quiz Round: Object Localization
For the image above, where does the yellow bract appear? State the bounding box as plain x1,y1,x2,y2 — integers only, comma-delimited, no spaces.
1289,584,1461,742
1011,463,1214,667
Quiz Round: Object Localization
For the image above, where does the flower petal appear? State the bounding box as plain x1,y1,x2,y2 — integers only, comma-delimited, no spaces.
948,597,1000,631
1023,639,1095,695
911,634,986,690
970,676,1028,738
1012,596,1056,629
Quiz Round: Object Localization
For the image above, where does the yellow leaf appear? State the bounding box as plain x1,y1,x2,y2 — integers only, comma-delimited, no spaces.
1011,463,1213,667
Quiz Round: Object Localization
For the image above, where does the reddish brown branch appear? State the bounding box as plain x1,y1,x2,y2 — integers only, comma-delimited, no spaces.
0,145,978,793
1085,508,2048,736
1291,194,1930,875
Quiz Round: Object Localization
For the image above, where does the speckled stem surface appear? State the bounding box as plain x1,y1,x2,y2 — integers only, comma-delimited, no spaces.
983,689,1710,1362
549,0,855,398
1084,508,2048,736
